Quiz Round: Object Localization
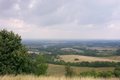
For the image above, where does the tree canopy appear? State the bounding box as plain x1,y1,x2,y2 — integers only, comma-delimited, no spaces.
0,29,47,75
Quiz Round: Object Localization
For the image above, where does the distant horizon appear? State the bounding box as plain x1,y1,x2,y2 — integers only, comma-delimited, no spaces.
22,38,120,41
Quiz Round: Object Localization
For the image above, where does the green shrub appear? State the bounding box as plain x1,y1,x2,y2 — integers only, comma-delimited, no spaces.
98,71,113,78
0,29,48,75
33,55,48,75
65,65,74,77
80,71,113,78
0,29,32,75
80,70,98,77
114,66,120,77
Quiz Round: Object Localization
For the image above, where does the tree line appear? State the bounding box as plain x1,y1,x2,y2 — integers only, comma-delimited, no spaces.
47,60,120,67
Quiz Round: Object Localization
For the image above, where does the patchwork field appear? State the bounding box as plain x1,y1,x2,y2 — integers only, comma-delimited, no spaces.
0,75,119,80
58,55,119,62
47,64,114,76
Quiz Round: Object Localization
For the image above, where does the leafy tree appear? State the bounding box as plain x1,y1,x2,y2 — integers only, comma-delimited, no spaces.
0,29,32,74
0,29,48,75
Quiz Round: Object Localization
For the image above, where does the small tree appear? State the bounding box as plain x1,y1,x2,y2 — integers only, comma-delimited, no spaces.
65,65,74,77
33,54,48,75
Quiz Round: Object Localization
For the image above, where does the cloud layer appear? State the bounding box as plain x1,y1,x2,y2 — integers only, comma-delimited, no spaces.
0,0,120,39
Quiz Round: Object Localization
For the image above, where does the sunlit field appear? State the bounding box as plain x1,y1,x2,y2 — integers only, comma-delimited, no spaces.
59,55,119,62
0,75,119,80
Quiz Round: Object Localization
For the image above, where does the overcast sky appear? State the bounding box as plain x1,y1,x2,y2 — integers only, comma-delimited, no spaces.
0,0,120,40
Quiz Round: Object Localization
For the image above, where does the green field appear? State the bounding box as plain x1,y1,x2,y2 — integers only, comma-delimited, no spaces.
47,64,114,76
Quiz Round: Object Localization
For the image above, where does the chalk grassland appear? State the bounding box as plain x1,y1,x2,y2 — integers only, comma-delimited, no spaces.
0,75,119,80
58,55,119,62
47,64,114,76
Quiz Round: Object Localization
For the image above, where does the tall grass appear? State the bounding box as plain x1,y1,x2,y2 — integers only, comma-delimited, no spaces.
0,75,119,80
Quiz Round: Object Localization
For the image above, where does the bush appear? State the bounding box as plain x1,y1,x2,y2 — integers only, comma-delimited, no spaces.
80,70,98,77
74,58,79,61
114,66,120,77
0,29,31,75
65,65,74,77
98,71,113,78
0,29,47,75
80,71,113,78
33,55,48,75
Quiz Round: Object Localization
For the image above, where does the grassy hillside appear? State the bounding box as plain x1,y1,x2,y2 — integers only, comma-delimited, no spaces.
58,55,119,62
0,75,119,80
47,64,114,76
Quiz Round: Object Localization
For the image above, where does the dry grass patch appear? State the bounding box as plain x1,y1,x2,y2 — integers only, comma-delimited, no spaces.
0,75,119,80
59,55,119,62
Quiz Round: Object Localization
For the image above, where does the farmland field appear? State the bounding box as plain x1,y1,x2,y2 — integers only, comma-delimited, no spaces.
58,55,119,63
47,64,114,76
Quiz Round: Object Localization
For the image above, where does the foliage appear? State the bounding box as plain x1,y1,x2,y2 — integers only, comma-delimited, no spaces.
0,29,47,75
98,71,113,78
65,65,74,77
32,55,48,75
80,71,113,78
80,70,98,77
114,66,120,77
48,60,120,67
0,29,31,74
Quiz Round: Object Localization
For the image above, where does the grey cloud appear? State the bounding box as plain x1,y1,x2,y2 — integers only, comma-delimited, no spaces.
27,0,120,26
0,0,120,27
0,0,16,10
0,0,19,19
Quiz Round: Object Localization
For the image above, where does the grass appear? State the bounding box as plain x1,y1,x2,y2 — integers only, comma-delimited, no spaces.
0,75,119,80
47,64,65,76
104,56,120,61
47,64,114,76
58,55,119,62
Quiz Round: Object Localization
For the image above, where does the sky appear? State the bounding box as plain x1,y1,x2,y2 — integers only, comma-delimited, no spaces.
0,0,120,40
